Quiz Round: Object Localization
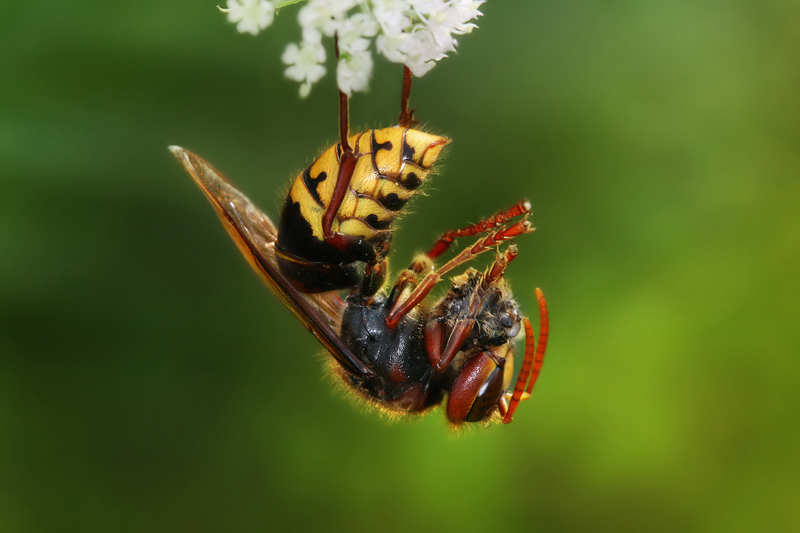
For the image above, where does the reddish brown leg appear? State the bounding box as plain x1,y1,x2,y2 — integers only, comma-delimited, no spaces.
426,200,532,260
385,219,532,329
502,288,549,424
426,246,519,372
526,288,549,394
321,152,357,239
388,200,531,318
387,254,433,301
333,34,352,155
316,35,375,264
398,66,417,128
322,34,357,240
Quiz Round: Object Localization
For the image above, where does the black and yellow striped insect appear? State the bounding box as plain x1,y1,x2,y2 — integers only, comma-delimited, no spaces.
275,125,448,295
171,67,549,425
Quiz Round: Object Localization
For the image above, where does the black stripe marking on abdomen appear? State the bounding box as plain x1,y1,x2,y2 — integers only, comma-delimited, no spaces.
301,166,328,207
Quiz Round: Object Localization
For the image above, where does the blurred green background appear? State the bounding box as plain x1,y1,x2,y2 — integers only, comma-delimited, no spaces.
2,1,799,531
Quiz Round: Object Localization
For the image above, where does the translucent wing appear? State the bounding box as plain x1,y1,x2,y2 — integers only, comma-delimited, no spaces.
170,146,373,378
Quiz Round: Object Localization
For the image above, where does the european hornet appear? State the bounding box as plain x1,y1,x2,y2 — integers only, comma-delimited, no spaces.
171,65,549,426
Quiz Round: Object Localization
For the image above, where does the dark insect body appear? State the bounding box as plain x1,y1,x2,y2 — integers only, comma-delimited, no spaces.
171,64,549,426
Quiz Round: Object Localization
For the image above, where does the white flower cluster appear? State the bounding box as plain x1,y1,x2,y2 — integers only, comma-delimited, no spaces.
223,0,485,97
224,0,276,36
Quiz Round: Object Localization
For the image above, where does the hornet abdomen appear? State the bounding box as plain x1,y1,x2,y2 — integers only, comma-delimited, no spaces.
277,126,449,292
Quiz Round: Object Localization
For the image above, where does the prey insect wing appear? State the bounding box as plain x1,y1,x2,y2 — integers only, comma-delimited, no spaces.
170,146,373,378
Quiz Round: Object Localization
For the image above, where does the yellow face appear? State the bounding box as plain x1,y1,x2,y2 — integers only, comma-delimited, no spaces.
287,126,449,245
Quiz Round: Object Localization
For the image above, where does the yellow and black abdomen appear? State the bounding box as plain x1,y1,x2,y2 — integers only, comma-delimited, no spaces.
276,126,448,292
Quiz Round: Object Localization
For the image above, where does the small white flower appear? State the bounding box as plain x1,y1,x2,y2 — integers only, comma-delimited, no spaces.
282,40,327,97
344,13,380,40
226,0,275,36
372,0,413,35
413,0,476,49
298,0,357,37
337,46,373,96
336,13,379,54
400,26,452,76
451,0,485,34
376,32,409,64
